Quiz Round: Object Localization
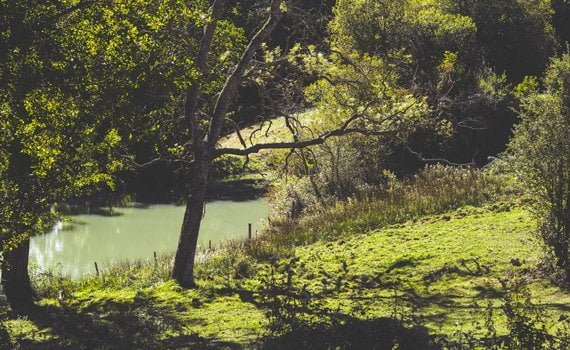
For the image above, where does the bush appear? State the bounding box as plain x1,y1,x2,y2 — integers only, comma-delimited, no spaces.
509,53,570,282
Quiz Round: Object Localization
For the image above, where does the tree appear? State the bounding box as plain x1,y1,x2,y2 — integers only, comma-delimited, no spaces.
552,0,570,44
509,54,570,281
0,0,123,310
1,0,242,308
325,0,561,168
445,0,558,83
119,0,433,287
0,0,433,295
327,0,487,166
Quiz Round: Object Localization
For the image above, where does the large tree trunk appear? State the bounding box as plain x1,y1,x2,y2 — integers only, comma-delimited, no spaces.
1,237,34,311
172,157,210,288
171,0,283,288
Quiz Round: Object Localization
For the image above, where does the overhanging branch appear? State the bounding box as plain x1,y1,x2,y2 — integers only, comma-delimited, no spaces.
215,127,396,157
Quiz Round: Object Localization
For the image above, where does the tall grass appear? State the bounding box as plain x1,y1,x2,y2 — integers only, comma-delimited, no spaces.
254,166,513,253
32,254,173,298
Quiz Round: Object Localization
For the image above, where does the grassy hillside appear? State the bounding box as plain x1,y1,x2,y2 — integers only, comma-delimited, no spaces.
3,201,569,349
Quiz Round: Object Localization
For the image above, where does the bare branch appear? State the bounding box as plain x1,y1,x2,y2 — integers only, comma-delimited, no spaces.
276,110,316,139
132,157,169,169
215,124,396,157
130,156,194,169
457,118,488,130
248,117,273,145
225,118,247,149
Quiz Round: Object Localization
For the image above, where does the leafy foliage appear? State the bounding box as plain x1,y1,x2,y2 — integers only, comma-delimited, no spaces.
445,0,558,82
0,1,126,252
279,49,431,201
509,53,570,281
325,0,558,166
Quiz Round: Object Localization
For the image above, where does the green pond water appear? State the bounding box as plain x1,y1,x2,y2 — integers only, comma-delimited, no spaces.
29,199,268,279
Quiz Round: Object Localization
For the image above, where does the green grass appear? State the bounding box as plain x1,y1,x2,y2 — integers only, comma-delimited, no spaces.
257,166,518,259
290,207,568,331
4,202,569,349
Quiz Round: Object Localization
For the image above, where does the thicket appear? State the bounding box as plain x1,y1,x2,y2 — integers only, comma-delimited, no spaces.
257,0,557,220
509,54,570,282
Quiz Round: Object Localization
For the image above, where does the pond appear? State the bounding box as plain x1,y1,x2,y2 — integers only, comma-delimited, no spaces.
29,199,268,279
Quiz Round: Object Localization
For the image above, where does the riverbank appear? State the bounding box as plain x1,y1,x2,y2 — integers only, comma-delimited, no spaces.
3,171,570,349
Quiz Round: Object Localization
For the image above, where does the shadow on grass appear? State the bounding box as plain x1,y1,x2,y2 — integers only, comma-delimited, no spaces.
258,316,441,350
385,257,421,273
422,258,488,284
12,300,242,350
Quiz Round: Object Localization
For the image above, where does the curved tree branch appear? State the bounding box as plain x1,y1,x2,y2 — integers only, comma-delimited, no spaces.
206,0,285,145
185,0,226,140
215,125,397,157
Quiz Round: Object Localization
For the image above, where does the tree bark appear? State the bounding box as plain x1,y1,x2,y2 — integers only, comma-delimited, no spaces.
172,148,211,287
1,237,34,311
171,0,284,288
171,1,225,288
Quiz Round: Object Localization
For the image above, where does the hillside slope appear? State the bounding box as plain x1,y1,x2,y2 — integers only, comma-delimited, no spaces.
4,205,569,349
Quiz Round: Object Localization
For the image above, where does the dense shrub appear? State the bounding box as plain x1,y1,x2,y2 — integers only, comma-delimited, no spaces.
327,0,560,165
444,0,558,82
509,54,570,282
267,140,396,222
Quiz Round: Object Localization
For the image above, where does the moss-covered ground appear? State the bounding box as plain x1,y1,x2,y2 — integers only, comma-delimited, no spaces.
3,201,569,349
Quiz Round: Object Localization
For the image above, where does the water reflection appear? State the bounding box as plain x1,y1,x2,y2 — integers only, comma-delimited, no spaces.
29,199,268,279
